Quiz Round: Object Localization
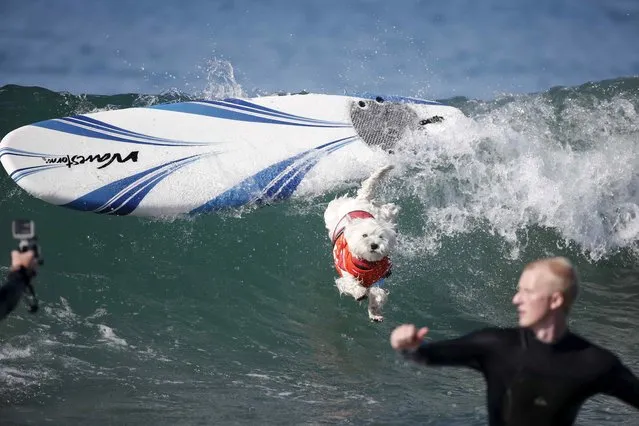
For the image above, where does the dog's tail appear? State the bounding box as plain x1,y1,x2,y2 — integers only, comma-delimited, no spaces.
356,164,394,201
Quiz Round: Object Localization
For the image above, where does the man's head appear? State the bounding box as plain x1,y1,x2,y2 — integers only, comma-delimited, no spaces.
512,257,579,328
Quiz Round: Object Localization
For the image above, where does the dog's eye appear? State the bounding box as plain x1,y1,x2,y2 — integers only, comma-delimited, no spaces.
362,234,368,237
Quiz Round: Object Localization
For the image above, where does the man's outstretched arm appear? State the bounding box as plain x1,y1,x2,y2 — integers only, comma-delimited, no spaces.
602,359,639,409
391,324,498,369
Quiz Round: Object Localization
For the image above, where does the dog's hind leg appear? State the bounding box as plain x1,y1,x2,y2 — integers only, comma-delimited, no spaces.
367,286,388,322
356,165,394,201
378,202,401,223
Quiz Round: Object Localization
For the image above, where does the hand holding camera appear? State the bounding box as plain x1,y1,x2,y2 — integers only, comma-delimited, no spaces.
11,250,38,272
11,219,42,313
12,219,43,268
0,220,43,321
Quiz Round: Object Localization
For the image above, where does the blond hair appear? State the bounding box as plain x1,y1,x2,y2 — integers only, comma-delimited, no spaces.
524,257,579,313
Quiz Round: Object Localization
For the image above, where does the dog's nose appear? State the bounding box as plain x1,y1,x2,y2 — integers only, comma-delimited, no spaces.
370,243,379,250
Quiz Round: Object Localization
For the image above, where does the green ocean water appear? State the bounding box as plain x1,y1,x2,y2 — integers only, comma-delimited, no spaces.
1,80,639,425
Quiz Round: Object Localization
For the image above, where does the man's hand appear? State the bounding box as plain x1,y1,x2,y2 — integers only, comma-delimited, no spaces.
390,324,429,351
10,250,37,272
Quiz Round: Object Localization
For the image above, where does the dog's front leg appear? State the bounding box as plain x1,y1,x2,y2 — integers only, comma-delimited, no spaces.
367,286,388,322
335,274,368,301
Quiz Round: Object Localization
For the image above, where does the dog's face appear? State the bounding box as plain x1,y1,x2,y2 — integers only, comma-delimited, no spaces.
343,218,396,262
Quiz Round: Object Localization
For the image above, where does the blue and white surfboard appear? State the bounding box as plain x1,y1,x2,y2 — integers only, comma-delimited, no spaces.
0,93,465,217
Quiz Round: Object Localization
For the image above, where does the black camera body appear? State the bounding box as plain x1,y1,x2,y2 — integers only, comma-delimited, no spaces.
11,219,41,313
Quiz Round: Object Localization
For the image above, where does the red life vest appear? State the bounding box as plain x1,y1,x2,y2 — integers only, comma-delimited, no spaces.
331,210,392,288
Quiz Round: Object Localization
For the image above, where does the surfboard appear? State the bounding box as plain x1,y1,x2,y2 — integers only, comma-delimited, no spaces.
0,93,465,217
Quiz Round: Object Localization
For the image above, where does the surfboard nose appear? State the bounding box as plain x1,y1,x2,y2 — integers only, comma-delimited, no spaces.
349,96,465,151
349,98,418,151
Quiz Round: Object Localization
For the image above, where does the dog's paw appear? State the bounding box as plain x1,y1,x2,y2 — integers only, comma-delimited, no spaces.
368,313,384,322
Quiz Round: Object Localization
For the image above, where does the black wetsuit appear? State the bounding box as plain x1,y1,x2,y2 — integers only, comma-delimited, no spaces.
405,327,639,426
0,268,35,322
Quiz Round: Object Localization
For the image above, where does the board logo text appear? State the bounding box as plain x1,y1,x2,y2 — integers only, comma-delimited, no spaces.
42,151,139,169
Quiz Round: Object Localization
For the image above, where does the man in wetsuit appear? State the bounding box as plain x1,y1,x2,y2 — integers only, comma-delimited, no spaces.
0,250,38,322
390,257,639,425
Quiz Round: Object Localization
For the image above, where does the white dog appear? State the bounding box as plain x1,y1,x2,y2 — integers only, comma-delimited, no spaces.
323,165,400,322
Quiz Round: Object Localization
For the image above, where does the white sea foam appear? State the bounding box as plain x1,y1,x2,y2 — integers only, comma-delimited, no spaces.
297,93,639,262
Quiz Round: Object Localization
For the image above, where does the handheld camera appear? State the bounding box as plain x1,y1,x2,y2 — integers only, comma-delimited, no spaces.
11,219,41,313
12,220,43,263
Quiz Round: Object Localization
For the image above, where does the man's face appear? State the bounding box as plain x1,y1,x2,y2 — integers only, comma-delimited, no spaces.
512,269,555,327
